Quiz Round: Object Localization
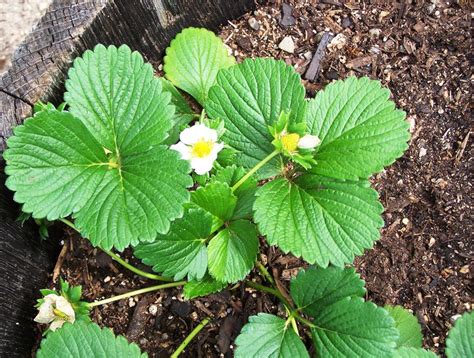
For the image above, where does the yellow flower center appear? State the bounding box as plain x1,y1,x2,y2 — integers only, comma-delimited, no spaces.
53,308,69,320
191,140,214,158
281,133,300,153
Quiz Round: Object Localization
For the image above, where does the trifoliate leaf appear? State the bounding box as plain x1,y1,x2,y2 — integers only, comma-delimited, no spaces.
191,182,237,221
306,76,410,180
6,45,193,251
235,313,309,358
290,266,365,315
393,347,437,358
310,298,398,357
446,311,473,358
183,274,227,300
37,321,147,357
211,165,257,220
254,174,383,266
164,27,235,105
385,305,423,349
207,220,259,283
160,78,195,145
134,207,211,281
206,58,307,180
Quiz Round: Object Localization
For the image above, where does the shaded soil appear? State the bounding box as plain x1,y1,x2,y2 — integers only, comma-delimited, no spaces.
34,0,472,356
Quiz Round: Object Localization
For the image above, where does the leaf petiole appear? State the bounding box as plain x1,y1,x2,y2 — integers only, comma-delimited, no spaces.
102,249,173,282
171,317,210,357
87,281,186,308
231,150,279,192
244,280,315,329
59,218,171,282
255,261,275,287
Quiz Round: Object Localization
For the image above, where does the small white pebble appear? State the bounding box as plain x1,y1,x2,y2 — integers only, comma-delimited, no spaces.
451,314,462,322
303,51,313,60
148,304,158,315
278,36,295,53
369,28,382,38
248,17,260,31
128,298,136,307
419,147,427,158
407,115,416,133
402,218,410,225
104,276,111,283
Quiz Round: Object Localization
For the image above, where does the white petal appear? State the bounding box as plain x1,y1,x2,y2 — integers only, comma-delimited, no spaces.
170,142,191,160
211,142,224,158
34,294,57,324
298,134,321,149
190,157,215,175
49,319,66,331
199,125,218,142
180,124,217,145
55,296,75,322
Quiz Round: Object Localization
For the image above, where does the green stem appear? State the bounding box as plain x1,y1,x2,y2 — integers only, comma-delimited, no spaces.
256,262,275,287
59,218,171,282
294,313,315,328
244,280,315,328
102,249,173,282
59,218,76,230
231,150,279,192
244,280,290,308
171,317,210,358
87,281,185,308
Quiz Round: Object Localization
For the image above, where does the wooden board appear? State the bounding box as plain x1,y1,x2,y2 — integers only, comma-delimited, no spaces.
0,0,254,354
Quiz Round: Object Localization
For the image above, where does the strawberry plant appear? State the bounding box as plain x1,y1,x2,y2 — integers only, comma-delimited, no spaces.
4,27,463,357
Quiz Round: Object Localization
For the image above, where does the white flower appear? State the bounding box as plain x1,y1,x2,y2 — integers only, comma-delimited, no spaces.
34,294,75,331
297,134,321,149
171,123,224,175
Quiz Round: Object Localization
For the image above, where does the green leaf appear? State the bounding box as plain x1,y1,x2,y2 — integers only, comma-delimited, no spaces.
207,220,259,283
183,274,227,300
37,321,147,357
446,311,473,358
4,111,108,220
206,58,306,180
310,298,398,357
290,266,365,315
393,347,437,358
253,174,383,266
134,207,211,281
306,76,410,180
385,305,423,349
235,313,309,358
164,27,235,105
191,182,237,221
160,78,195,145
4,44,193,250
211,165,257,220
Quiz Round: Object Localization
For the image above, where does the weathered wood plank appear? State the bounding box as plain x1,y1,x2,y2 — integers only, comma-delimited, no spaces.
0,172,58,355
0,0,255,355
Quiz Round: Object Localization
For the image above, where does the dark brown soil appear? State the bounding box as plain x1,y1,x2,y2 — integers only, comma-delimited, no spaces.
35,0,472,357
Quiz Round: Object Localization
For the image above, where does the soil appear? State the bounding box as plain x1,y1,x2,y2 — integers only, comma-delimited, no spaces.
33,0,472,357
